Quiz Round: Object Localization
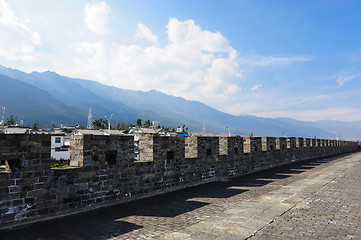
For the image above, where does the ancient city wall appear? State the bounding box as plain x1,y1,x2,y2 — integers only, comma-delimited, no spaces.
0,134,358,229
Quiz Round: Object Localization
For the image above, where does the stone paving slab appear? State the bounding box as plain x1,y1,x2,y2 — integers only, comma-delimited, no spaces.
1,152,360,239
249,153,361,240
159,152,361,240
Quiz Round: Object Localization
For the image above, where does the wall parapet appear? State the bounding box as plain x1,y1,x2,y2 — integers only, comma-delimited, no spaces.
0,134,358,229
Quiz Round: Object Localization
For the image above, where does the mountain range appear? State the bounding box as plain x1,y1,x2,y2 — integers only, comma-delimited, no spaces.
0,65,359,140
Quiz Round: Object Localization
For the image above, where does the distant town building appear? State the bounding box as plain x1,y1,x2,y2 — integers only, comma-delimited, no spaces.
129,127,169,141
151,121,159,128
71,129,126,136
51,134,69,160
2,127,31,134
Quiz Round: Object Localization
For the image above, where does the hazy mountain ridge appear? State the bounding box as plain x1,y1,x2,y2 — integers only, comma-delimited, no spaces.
71,77,337,138
0,74,87,126
276,118,361,140
0,65,359,139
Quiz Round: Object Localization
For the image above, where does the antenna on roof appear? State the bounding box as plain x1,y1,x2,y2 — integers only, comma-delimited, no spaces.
87,107,93,129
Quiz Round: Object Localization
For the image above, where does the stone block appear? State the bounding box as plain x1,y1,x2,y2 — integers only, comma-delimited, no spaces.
0,133,358,229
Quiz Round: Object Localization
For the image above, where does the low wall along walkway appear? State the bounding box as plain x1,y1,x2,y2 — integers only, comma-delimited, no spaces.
0,134,358,229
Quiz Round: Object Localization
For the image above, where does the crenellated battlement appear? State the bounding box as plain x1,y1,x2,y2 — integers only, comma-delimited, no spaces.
0,134,358,229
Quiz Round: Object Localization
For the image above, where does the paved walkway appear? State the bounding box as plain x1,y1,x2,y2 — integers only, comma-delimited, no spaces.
249,153,361,240
1,152,361,240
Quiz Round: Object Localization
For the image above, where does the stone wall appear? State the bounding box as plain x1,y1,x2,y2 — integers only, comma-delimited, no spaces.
0,134,358,229
0,134,51,228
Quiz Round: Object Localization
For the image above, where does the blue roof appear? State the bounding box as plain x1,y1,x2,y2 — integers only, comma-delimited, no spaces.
177,133,190,136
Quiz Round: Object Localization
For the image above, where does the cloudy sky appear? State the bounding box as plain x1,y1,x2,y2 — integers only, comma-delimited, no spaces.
1,0,361,121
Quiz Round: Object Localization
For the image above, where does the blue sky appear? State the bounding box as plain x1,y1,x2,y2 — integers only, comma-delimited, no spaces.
1,0,361,121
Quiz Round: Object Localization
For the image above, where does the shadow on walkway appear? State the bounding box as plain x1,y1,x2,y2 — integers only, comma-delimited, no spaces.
0,154,342,240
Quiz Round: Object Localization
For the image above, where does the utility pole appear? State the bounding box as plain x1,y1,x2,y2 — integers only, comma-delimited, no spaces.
225,126,231,137
105,114,114,135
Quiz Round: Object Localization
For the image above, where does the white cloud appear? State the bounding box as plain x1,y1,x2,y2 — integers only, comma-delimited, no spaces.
167,18,230,52
40,16,48,26
251,84,262,91
65,18,243,103
336,74,359,87
84,1,111,35
1,2,357,124
240,55,312,67
0,0,42,61
135,23,158,45
73,41,108,80
51,17,324,121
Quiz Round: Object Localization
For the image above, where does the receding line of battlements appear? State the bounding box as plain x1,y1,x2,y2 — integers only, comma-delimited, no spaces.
0,134,359,230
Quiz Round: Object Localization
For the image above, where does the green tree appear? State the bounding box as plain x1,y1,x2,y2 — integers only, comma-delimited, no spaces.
50,124,56,132
33,122,39,131
6,115,15,125
93,118,107,129
144,119,151,127
136,118,142,127
182,124,188,132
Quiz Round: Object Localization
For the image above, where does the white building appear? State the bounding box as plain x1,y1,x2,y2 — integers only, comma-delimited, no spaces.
71,129,126,136
2,127,31,134
51,134,70,160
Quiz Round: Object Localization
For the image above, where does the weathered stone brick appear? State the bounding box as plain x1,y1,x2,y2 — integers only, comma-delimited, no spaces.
0,134,358,230
9,185,20,193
